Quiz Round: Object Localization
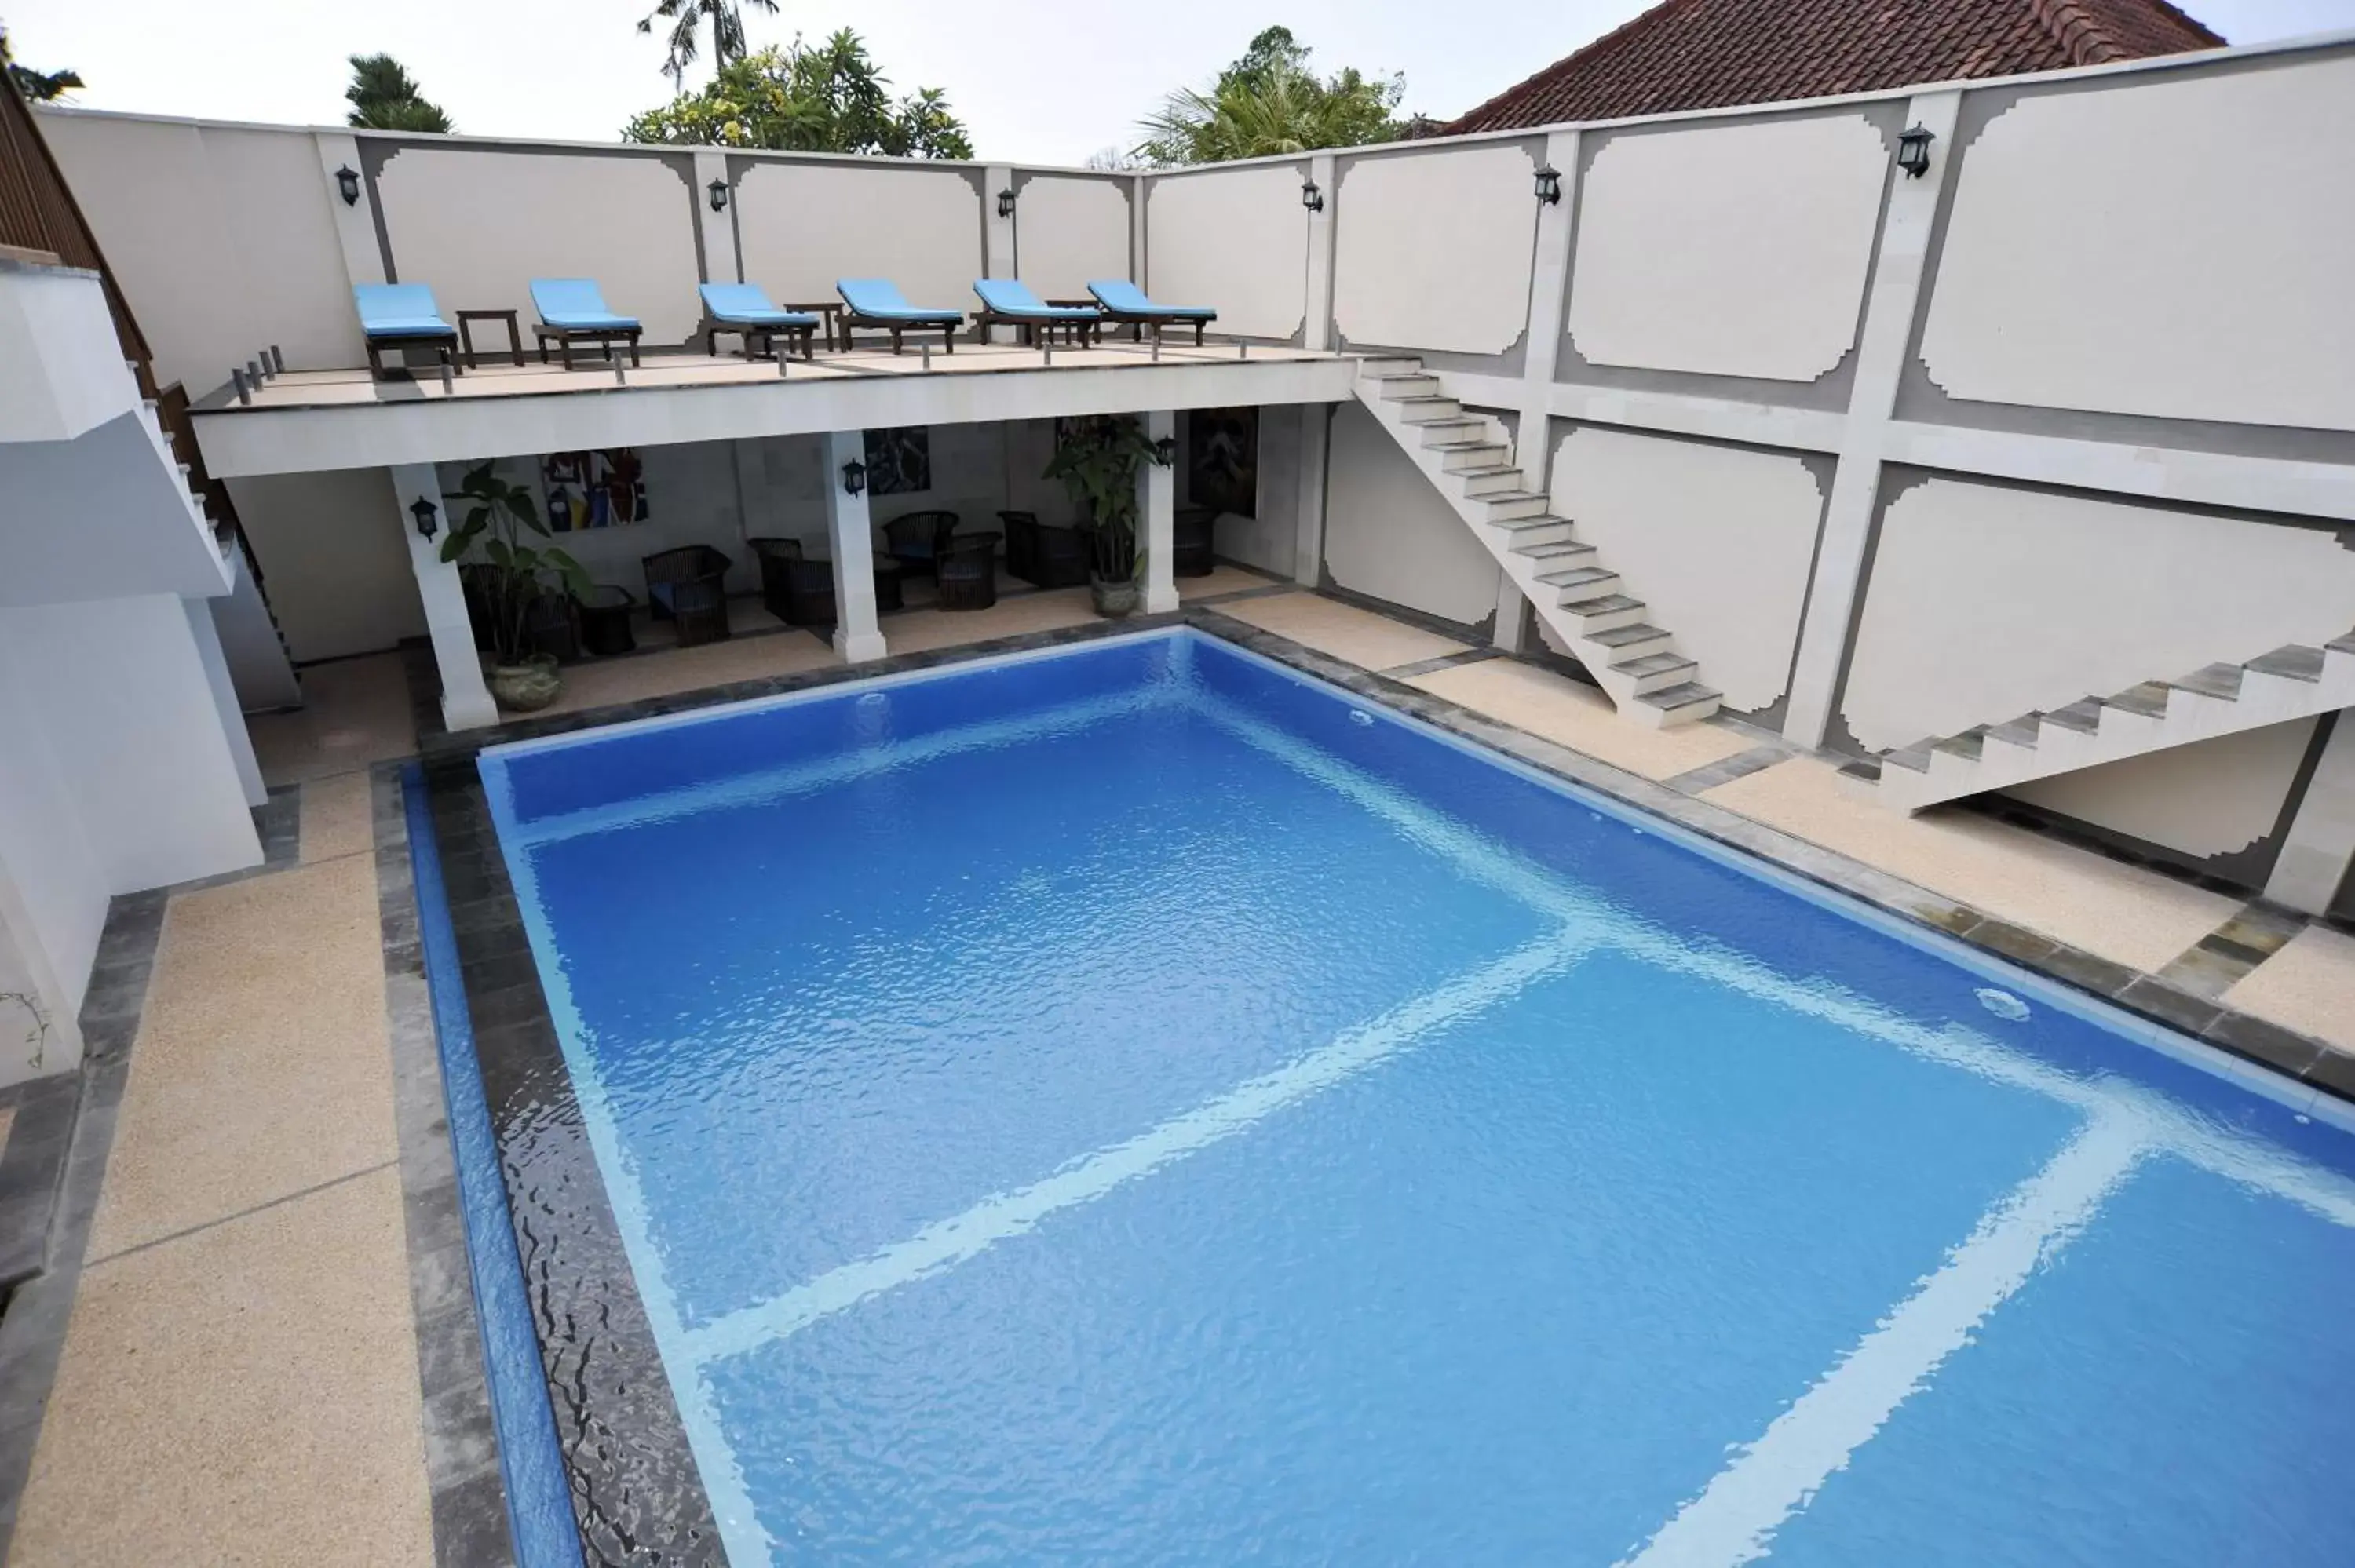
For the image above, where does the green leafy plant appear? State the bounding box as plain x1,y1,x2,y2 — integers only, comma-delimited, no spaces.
436,463,589,664
1134,26,1404,166
1042,417,1171,583
623,31,971,158
345,53,453,133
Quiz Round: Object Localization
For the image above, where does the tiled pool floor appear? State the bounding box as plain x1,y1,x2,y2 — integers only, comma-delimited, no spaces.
3,579,2348,1567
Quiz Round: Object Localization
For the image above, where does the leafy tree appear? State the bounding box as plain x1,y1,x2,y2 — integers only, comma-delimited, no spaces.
345,53,452,133
623,31,973,159
1134,26,1404,166
1,27,82,100
637,0,779,97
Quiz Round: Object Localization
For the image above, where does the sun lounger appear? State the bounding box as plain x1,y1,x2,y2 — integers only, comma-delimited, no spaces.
835,278,963,355
970,279,1101,347
530,279,643,370
1086,279,1218,346
354,283,462,380
699,283,821,361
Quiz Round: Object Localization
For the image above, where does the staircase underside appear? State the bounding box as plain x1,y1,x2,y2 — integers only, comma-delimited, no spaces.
1838,636,2355,811
1352,357,1721,729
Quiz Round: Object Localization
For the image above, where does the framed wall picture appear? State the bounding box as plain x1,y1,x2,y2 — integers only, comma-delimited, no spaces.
540,449,649,532
1187,407,1258,516
862,427,932,495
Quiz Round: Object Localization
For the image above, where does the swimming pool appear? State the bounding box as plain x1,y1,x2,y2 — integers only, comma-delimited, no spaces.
469,627,2355,1566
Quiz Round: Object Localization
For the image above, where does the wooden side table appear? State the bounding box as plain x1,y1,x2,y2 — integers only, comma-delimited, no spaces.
457,309,525,369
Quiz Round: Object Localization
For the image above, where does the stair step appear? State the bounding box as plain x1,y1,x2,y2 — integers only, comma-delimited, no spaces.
1511,538,1590,561
1986,715,2041,751
2328,630,2355,656
1455,466,1525,497
1480,492,1551,521
1560,593,1645,634
1883,742,1936,775
2107,682,2171,718
2043,698,2105,735
1934,727,1987,762
2247,644,2325,683
1440,443,1511,472
1397,397,1466,425
2167,662,2244,702
1540,565,1620,596
1610,651,1696,695
1373,374,1442,399
1838,758,1883,786
1417,420,1489,447
1637,681,1722,727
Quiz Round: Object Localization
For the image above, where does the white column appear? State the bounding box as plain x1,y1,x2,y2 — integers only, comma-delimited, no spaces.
1781,90,1962,749
1302,152,1338,351
1291,403,1331,587
392,463,497,731
693,149,738,286
823,431,888,662
1497,128,1582,657
1131,173,1150,291
313,131,385,292
2266,716,2355,915
1141,410,1178,614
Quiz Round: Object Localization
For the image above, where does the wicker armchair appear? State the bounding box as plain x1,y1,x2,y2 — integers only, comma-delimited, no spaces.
780,555,838,626
936,532,1000,611
1173,507,1216,578
641,545,732,648
1001,510,1091,589
746,536,805,622
881,510,959,578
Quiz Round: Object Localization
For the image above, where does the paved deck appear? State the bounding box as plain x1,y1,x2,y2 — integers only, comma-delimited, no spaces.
5,578,2348,1566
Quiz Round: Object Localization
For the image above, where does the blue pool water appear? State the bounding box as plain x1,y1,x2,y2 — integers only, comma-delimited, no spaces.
479,629,2355,1567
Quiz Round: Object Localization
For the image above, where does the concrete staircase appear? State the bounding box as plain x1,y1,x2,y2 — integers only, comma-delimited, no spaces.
1838,636,2355,811
1351,357,1720,728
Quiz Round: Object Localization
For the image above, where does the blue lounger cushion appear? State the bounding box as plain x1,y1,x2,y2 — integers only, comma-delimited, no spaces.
1087,279,1216,320
353,283,456,340
972,279,1098,321
836,278,964,323
531,279,641,331
699,283,820,327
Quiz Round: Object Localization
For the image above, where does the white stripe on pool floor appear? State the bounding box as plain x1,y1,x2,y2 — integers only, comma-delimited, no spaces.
1615,1110,2150,1568
679,927,1597,1369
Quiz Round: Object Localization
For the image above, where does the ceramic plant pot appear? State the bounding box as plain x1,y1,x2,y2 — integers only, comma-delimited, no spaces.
488,653,562,712
1090,573,1139,618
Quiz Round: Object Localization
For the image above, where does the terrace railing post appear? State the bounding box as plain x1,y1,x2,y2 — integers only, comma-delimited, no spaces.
823,429,888,662
1780,89,1962,749
1141,410,1178,615
389,461,498,730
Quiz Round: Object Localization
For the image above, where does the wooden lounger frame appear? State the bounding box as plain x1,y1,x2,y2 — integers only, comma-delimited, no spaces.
706,319,819,360
837,311,960,355
533,323,644,370
1066,300,1215,347
971,308,1101,347
365,333,462,381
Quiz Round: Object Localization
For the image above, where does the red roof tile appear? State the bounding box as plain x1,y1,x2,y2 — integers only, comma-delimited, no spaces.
1438,0,2224,136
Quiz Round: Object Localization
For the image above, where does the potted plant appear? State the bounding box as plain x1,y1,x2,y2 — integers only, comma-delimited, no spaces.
1041,415,1172,618
437,461,590,711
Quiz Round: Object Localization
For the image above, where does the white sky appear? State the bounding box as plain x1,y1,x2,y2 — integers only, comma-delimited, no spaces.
6,0,2352,167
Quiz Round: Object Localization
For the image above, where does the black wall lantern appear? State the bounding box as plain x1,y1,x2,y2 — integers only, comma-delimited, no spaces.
409,496,439,542
1895,124,1935,179
335,165,361,206
1300,177,1324,213
1534,164,1562,205
841,458,867,497
1152,435,1176,465
997,187,1017,219
708,177,729,212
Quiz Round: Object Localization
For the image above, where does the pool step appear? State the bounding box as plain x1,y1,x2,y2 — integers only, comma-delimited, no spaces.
1352,356,1721,729
1839,634,2355,812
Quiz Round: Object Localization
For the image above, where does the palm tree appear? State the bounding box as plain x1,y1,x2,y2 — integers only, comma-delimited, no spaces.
638,0,780,96
346,54,452,133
